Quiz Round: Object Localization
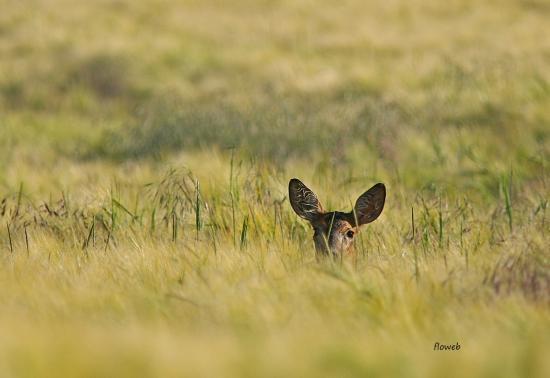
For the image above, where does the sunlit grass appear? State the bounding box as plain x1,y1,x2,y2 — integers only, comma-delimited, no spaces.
0,0,549,377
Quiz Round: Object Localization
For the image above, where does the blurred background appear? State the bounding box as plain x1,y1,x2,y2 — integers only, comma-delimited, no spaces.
1,0,547,195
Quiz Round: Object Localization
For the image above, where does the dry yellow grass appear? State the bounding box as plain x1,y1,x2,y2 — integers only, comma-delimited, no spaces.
0,1,548,377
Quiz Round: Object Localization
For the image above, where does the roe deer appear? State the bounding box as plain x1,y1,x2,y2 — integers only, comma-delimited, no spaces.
289,178,386,256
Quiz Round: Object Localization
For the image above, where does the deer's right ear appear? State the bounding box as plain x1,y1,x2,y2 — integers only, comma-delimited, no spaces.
289,178,324,222
353,183,386,226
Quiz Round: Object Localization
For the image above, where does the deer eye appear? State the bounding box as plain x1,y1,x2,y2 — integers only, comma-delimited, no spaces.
346,230,355,238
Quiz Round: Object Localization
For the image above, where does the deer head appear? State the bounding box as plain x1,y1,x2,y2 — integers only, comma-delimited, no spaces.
289,178,386,256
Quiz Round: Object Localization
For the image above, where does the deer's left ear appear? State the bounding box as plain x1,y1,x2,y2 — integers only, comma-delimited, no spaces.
289,178,324,222
353,183,386,226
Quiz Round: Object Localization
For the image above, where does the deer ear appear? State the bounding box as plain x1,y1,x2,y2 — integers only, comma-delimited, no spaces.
353,183,386,226
289,178,324,222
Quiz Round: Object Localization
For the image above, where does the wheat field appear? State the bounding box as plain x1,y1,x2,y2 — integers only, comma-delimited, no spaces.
0,1,549,377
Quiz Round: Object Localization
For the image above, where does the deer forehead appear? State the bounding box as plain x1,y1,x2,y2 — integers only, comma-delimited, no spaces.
313,212,354,232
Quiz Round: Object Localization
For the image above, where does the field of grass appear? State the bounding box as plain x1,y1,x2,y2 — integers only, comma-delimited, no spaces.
0,0,549,377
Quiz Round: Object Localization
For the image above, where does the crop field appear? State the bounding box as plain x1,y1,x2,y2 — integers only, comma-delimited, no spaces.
0,0,549,377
